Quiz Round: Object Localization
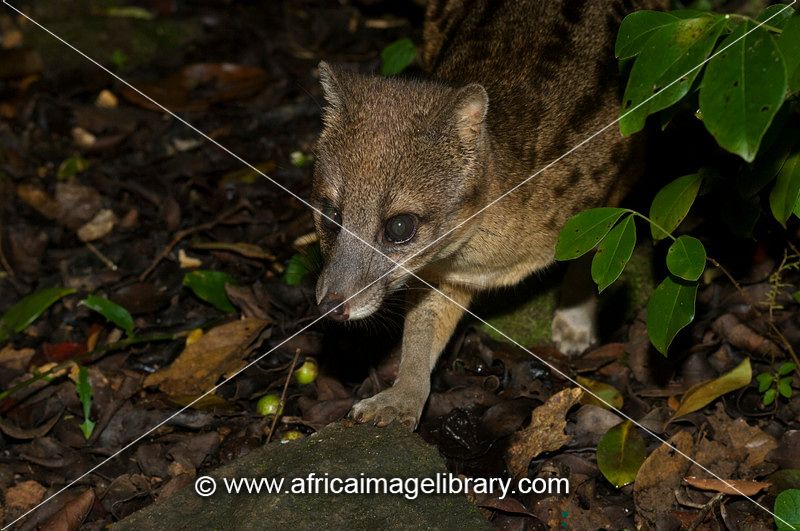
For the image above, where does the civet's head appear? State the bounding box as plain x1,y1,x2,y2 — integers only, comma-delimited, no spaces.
312,61,489,321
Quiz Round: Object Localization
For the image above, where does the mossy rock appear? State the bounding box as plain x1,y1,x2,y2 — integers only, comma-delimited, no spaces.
475,246,656,346
115,423,489,531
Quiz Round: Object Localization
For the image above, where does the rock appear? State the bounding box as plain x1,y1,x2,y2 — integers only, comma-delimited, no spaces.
115,422,488,530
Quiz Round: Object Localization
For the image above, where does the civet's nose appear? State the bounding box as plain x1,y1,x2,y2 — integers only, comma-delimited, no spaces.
318,293,349,321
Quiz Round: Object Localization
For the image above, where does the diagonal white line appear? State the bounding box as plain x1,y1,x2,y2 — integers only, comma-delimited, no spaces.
3,1,795,528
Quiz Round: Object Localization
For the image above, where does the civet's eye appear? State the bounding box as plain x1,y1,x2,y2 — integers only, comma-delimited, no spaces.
320,205,342,231
384,214,418,244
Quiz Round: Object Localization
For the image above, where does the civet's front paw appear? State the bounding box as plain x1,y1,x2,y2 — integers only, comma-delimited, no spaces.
551,301,597,356
350,387,426,430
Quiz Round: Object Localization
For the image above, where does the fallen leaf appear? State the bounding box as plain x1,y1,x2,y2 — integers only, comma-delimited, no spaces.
0,406,63,439
192,241,276,261
95,89,118,108
178,249,203,269
0,286,76,343
120,63,268,112
505,387,583,478
77,208,117,242
634,431,695,527
684,476,769,496
39,489,96,531
16,183,59,220
42,341,87,362
597,420,647,488
144,318,269,400
183,270,236,313
0,345,35,371
54,182,104,230
577,375,623,410
670,358,752,421
712,314,782,357
71,127,97,149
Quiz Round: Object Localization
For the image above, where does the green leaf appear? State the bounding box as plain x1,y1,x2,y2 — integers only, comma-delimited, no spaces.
757,4,796,27
282,244,321,286
596,420,647,488
57,155,89,180
666,235,706,281
764,387,778,405
699,22,787,162
649,173,703,240
780,17,800,93
616,11,680,59
577,376,624,410
554,208,628,261
0,287,77,344
620,15,725,135
283,253,313,286
770,147,800,227
779,362,797,376
76,365,95,440
775,489,800,531
779,377,794,398
746,126,800,198
591,215,636,292
671,358,752,419
757,372,774,393
646,275,697,355
80,295,135,337
380,38,416,76
182,270,236,313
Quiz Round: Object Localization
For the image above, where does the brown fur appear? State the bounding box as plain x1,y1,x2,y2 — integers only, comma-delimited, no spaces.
313,0,662,428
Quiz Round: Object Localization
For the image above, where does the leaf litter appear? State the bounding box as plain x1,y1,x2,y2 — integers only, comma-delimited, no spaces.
0,2,798,530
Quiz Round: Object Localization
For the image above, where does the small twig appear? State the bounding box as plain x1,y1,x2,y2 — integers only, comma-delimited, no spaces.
139,200,250,281
686,493,724,531
85,242,119,271
266,348,301,443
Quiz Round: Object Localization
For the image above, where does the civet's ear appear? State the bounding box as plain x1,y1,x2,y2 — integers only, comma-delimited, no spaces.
451,83,488,147
318,61,348,119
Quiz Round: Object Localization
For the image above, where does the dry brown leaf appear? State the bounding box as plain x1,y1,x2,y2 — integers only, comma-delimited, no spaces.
54,182,104,230
505,387,583,478
712,314,781,357
16,183,59,220
77,208,117,242
192,241,276,261
120,63,268,112
683,476,769,496
634,431,694,527
144,318,269,400
39,489,96,531
0,345,35,371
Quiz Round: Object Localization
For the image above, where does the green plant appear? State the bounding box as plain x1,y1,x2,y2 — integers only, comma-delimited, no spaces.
80,294,135,337
76,364,95,440
557,5,800,356
182,270,236,313
282,242,322,286
380,38,416,76
757,361,796,405
0,287,76,345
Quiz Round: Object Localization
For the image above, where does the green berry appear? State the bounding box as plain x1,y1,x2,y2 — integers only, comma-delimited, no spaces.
256,394,283,416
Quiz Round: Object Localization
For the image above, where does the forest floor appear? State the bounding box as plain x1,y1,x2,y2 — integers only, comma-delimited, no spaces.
1,1,799,529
